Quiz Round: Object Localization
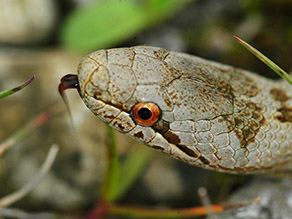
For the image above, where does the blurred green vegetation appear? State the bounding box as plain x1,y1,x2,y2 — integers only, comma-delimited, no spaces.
102,126,152,203
61,0,191,53
184,0,292,78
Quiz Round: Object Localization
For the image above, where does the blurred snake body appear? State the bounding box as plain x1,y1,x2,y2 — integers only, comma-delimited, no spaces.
76,46,292,174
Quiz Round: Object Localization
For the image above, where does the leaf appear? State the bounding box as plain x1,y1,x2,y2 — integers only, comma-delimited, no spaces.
61,0,191,52
234,36,292,85
0,76,35,99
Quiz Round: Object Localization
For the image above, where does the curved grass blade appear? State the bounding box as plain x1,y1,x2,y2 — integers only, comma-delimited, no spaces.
0,76,35,99
234,36,292,85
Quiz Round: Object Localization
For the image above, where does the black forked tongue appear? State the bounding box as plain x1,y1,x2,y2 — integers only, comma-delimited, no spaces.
58,74,80,97
58,74,80,128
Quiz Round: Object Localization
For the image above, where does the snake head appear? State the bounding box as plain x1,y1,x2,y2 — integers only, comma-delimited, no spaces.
75,46,239,170
70,45,283,174
77,46,177,132
77,46,192,156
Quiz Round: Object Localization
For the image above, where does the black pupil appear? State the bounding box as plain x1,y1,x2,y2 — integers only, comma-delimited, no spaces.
138,108,152,120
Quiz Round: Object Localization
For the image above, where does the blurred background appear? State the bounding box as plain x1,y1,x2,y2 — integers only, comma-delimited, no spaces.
0,0,292,218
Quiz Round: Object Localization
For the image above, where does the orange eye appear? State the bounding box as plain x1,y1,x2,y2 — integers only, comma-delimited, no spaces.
131,102,161,126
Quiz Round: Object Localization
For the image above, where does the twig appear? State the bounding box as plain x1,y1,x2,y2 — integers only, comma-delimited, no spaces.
0,144,59,208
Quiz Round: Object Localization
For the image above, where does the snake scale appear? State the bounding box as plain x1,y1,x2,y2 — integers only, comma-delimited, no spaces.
62,46,292,174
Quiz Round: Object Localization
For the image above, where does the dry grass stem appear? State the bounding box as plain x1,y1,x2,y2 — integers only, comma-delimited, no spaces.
0,208,55,219
0,144,59,208
0,105,64,156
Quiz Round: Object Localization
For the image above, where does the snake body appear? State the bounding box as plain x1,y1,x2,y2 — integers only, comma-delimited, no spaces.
77,46,292,174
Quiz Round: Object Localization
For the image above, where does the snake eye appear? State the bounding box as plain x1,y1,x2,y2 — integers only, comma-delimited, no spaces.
131,102,161,126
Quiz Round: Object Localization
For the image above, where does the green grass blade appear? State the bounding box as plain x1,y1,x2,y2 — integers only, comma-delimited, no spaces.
102,126,120,203
101,126,152,202
114,147,152,201
234,36,292,85
0,76,35,99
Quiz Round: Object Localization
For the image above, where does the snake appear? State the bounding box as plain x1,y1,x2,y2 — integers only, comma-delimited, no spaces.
59,46,292,174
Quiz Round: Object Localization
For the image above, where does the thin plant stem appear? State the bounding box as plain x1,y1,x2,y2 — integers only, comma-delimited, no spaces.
198,187,216,218
107,197,260,218
0,76,35,99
